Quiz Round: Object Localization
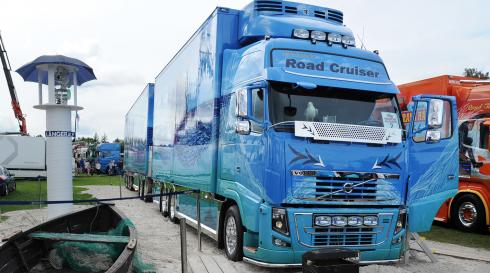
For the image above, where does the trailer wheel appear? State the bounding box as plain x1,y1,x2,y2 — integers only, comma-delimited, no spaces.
168,191,179,224
162,188,170,217
223,206,244,261
451,194,486,232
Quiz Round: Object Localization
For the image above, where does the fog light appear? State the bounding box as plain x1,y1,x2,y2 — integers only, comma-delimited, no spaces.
347,216,363,226
363,216,378,226
332,216,347,227
273,237,291,247
293,29,310,39
315,216,331,227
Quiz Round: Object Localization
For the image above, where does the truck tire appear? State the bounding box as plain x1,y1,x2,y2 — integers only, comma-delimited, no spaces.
223,206,244,261
451,194,486,232
162,188,170,217
168,191,179,224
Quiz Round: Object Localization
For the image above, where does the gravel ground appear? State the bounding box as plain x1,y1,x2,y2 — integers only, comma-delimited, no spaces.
1,185,489,273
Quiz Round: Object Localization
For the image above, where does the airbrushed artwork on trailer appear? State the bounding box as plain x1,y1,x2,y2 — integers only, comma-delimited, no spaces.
457,99,490,179
403,100,490,180
152,14,220,191
124,84,154,175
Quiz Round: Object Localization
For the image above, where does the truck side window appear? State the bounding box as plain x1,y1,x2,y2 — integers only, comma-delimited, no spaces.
251,88,264,133
413,100,452,142
252,88,264,121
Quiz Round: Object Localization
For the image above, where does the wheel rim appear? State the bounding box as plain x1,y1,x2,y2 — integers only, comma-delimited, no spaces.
458,202,477,227
225,216,237,255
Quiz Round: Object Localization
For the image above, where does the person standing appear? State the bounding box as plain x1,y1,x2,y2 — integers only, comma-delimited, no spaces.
80,158,85,174
95,161,101,175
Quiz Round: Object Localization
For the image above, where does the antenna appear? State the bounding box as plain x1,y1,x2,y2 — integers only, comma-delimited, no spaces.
356,26,366,50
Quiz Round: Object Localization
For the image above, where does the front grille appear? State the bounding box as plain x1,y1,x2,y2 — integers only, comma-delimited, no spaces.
291,172,400,202
313,227,375,246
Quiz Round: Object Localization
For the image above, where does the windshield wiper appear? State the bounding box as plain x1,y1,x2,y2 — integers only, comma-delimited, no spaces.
268,121,295,129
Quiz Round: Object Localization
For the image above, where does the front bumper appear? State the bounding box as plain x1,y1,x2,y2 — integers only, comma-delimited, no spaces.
243,205,405,266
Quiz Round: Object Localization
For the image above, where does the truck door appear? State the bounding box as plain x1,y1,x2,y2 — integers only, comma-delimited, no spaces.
407,95,459,232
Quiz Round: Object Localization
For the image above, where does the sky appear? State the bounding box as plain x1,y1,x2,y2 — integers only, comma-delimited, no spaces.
0,0,489,140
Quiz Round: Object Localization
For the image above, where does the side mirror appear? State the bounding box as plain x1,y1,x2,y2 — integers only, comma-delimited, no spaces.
428,99,444,129
236,88,248,118
235,120,251,135
426,130,441,143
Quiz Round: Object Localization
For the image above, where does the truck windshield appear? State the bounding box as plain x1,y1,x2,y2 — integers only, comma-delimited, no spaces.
269,82,401,128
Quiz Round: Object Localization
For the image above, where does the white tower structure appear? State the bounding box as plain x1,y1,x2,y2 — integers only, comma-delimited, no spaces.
34,64,82,219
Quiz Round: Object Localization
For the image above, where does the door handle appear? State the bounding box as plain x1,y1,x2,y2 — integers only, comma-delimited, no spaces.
235,166,241,173
448,175,455,180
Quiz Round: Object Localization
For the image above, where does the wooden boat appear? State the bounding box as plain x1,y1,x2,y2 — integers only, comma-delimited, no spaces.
0,204,137,273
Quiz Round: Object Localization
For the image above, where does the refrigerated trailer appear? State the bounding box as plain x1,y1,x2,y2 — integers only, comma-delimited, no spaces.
130,0,460,266
0,135,46,178
124,83,154,190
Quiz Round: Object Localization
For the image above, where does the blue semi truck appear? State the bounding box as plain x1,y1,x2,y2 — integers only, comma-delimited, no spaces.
127,0,459,266
124,83,154,189
96,143,121,174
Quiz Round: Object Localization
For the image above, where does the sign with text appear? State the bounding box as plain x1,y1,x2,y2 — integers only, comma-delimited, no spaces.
45,131,75,137
271,50,391,83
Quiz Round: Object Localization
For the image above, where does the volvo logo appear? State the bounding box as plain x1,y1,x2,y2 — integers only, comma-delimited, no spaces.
291,170,317,176
343,183,354,193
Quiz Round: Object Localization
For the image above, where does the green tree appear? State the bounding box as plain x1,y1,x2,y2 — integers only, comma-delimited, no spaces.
101,133,108,143
464,68,489,80
93,132,99,144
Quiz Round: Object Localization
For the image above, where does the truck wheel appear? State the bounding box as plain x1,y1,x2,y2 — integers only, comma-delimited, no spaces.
451,194,486,232
223,206,244,261
168,191,179,224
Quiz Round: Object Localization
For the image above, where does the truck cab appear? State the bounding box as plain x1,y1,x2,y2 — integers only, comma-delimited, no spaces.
96,143,121,174
216,1,459,265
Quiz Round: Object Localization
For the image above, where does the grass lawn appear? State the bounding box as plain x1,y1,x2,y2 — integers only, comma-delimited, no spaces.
420,223,490,251
0,175,124,215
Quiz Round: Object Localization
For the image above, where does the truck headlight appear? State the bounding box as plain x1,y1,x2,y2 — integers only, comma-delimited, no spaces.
332,216,347,227
272,208,289,235
315,216,331,227
347,216,363,226
363,216,378,226
395,209,406,234
293,29,310,39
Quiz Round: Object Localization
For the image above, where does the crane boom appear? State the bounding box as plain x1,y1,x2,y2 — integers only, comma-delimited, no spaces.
0,32,27,135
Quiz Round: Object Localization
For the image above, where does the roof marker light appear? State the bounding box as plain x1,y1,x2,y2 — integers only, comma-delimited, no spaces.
293,29,310,39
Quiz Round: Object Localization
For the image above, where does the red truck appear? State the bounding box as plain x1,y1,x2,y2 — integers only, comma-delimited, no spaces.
399,75,490,232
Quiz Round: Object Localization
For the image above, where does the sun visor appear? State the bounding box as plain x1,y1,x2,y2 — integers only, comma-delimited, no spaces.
266,49,398,94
